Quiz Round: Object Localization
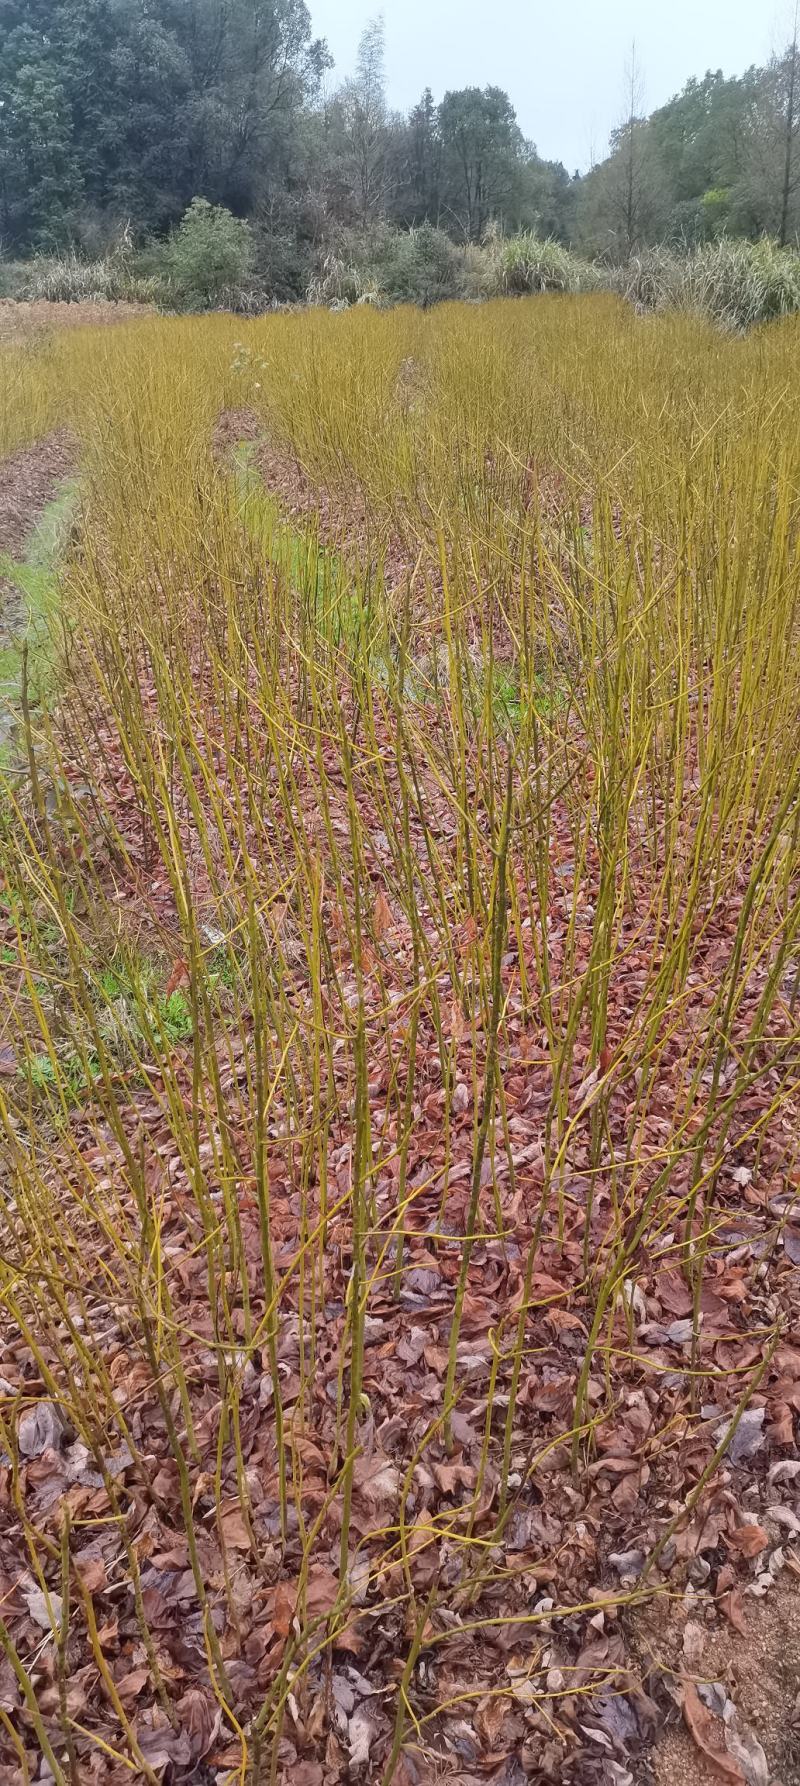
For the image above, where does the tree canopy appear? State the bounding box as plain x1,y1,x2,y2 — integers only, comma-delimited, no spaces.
1,6,799,258
0,0,328,245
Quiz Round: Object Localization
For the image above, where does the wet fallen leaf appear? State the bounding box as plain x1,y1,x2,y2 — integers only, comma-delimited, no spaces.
348,1704,377,1768
724,1408,765,1466
682,1682,745,1781
18,1402,65,1457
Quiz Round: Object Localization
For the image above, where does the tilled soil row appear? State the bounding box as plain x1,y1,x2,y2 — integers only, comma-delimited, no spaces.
0,429,76,563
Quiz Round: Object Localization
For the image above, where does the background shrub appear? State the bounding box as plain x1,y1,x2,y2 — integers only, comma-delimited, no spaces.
372,224,465,307
5,216,800,331
0,257,28,300
251,228,310,304
304,226,600,311
167,199,253,311
693,238,800,328
458,242,499,302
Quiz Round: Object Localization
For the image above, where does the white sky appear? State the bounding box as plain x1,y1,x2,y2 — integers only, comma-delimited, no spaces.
308,0,786,172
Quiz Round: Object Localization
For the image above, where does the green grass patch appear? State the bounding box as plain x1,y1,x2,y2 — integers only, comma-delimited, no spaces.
232,441,381,656
0,478,80,746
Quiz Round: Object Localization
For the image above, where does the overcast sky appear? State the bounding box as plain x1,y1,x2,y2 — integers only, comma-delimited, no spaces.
308,0,786,172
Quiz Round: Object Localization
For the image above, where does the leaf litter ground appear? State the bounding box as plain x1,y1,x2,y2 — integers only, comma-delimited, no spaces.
0,427,799,1786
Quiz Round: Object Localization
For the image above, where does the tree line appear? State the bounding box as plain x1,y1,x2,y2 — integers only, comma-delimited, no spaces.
1,1,799,267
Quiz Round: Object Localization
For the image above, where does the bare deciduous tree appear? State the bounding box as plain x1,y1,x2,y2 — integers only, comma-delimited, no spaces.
620,41,645,261
339,14,389,227
779,2,800,245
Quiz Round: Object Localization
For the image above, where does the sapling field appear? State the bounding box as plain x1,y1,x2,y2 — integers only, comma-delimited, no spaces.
0,295,799,1783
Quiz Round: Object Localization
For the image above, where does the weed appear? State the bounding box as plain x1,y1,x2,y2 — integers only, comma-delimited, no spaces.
158,988,193,1042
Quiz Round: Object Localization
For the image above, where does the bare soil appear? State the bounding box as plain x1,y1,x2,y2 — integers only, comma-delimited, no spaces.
632,1563,800,1785
0,430,75,561
0,297,152,344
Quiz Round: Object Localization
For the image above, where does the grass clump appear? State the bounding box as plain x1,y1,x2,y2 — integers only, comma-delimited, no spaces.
619,236,800,328
492,230,600,295
16,247,159,306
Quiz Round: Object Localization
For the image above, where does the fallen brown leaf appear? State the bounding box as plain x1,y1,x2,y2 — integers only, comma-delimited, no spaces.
176,1686,220,1760
682,1681,745,1781
726,1523,768,1559
73,1554,106,1594
373,891,394,938
116,1667,150,1703
18,1402,65,1458
720,1589,747,1635
219,1499,251,1551
164,957,190,997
